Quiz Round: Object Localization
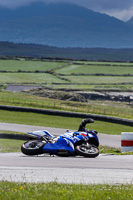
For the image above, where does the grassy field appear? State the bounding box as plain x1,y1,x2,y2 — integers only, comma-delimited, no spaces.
75,61,133,66
0,91,133,120
0,73,68,84
0,181,133,200
0,110,133,135
60,75,133,84
0,59,133,134
1,58,133,91
43,83,133,91
0,59,65,71
1,58,132,120
55,62,133,75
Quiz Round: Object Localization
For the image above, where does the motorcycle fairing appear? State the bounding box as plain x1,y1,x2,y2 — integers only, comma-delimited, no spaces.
42,136,75,155
61,131,94,142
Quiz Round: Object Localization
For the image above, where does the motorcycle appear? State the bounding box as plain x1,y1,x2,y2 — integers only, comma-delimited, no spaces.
21,118,99,158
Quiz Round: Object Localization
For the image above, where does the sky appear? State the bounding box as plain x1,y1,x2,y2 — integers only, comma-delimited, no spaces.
0,0,133,21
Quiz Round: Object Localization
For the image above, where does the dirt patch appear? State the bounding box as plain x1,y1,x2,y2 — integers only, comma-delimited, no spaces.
24,88,87,102
77,91,133,102
6,85,133,103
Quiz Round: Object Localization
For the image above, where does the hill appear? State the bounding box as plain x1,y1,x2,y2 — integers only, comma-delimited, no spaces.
1,42,133,61
0,2,133,48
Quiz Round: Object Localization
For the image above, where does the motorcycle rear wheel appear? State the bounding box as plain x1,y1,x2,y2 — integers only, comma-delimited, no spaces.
21,140,45,156
75,144,99,158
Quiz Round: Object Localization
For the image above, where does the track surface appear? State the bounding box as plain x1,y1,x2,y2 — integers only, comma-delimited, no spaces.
1,123,132,184
0,153,133,184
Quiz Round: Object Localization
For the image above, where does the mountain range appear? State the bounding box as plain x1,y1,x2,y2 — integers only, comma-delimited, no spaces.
0,2,133,48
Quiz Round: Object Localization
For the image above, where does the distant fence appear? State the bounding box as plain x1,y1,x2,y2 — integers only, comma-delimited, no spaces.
0,95,133,118
0,105,133,127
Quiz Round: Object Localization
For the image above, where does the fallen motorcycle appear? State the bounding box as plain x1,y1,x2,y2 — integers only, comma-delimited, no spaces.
21,118,99,158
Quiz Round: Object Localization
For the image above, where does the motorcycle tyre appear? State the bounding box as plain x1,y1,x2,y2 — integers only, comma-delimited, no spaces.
21,140,45,156
75,144,99,158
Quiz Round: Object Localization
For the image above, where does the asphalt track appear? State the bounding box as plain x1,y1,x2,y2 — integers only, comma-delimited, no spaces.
0,153,133,184
0,123,133,184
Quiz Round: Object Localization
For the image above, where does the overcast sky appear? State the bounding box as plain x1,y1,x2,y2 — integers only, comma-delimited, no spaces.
0,0,133,21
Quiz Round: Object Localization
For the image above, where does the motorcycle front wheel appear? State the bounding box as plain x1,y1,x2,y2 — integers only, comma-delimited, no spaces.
75,144,99,158
21,140,45,156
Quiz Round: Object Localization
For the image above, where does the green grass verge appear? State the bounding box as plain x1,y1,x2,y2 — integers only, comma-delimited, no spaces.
0,181,133,200
0,110,133,135
99,145,133,155
0,139,24,153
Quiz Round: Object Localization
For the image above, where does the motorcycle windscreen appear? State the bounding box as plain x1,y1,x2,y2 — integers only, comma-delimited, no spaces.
26,130,54,139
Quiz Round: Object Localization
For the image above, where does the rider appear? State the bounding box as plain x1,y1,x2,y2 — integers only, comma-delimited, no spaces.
44,118,95,142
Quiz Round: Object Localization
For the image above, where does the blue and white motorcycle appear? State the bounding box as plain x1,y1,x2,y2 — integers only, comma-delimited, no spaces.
21,118,99,158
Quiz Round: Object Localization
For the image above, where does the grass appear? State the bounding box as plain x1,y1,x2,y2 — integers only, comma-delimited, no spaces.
0,181,133,200
43,83,133,91
0,59,65,71
1,59,133,92
0,73,67,84
62,75,133,84
75,61,133,66
99,145,133,155
55,63,133,75
0,91,133,120
0,139,24,153
0,110,133,135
